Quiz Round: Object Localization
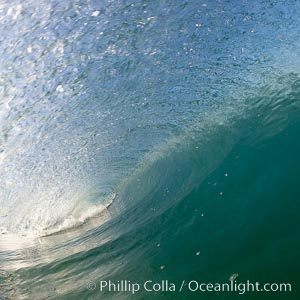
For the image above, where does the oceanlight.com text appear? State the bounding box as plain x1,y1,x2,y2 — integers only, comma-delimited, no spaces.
86,279,292,295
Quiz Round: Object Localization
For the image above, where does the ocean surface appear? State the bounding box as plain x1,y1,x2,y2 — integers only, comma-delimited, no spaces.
0,0,299,299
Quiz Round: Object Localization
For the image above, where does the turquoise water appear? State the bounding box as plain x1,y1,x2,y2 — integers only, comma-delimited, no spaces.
0,0,300,299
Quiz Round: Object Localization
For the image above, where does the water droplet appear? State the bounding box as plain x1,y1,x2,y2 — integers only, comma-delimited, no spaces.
56,85,64,93
229,273,239,281
91,11,100,17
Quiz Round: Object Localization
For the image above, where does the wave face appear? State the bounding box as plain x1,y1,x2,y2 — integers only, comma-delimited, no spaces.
0,0,300,299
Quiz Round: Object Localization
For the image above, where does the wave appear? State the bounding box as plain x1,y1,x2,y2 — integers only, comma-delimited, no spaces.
0,72,299,299
108,72,300,228
1,72,299,240
1,1,300,299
